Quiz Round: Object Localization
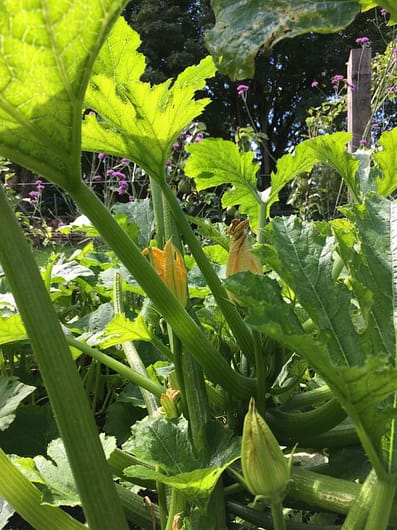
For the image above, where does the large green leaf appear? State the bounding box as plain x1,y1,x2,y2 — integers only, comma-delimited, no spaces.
185,138,262,231
82,17,216,180
29,435,116,506
225,196,397,476
0,377,35,431
375,128,397,196
123,416,240,511
0,0,126,190
266,132,359,216
205,0,360,79
88,314,152,349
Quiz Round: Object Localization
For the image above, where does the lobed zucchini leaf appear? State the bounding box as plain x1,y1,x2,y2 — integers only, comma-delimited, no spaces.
225,195,397,476
205,0,360,79
0,0,126,190
266,132,359,216
82,17,216,181
123,416,240,511
185,138,262,231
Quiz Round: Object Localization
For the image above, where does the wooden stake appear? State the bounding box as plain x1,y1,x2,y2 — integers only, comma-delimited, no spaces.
347,47,372,152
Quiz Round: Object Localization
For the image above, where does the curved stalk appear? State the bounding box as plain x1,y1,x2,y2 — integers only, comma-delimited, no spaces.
159,181,255,362
69,181,255,398
266,398,347,440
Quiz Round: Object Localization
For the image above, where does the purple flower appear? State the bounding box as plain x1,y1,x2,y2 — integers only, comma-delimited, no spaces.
92,174,101,181
35,179,45,191
121,158,130,164
113,171,126,179
29,190,40,198
359,138,368,146
194,132,204,143
355,36,371,46
166,159,173,167
331,74,344,85
97,152,106,160
380,8,388,16
172,142,180,149
118,180,129,195
311,80,319,88
345,81,356,91
128,195,135,202
237,84,249,96
106,169,115,176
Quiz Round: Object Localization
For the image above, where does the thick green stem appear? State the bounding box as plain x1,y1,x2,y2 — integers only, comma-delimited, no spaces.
69,182,255,398
342,468,377,530
0,184,129,530
159,180,255,362
266,398,347,441
115,483,160,530
164,489,187,530
364,476,396,530
253,330,265,416
151,178,166,248
271,501,286,530
0,449,85,530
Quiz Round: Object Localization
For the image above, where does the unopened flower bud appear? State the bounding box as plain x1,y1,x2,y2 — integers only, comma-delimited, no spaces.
241,398,290,504
226,219,261,277
160,388,181,419
226,220,261,304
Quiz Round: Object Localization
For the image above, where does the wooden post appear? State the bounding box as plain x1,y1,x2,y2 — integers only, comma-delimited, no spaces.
347,47,372,152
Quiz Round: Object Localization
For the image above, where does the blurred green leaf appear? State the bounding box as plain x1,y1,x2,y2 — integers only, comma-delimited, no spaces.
359,1,397,23
0,404,58,457
0,0,126,189
0,377,35,431
112,199,154,247
82,17,216,180
0,314,27,345
375,128,397,196
34,435,116,506
205,0,359,79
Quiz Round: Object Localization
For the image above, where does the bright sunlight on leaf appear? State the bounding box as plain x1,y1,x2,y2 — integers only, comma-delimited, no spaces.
0,0,126,190
375,128,397,196
185,138,262,231
82,17,216,181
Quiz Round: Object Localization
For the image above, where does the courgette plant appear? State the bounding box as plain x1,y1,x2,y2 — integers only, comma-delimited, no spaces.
0,1,396,529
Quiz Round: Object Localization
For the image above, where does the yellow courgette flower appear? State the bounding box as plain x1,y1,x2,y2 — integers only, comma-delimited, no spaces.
226,219,261,277
143,240,187,307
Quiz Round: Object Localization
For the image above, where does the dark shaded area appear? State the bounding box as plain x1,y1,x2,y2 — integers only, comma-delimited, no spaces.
124,1,393,185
